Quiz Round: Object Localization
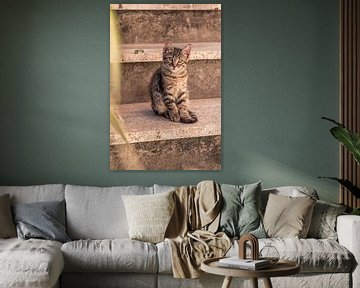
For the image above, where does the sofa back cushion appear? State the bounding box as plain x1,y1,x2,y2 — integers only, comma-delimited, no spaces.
153,184,176,194
0,194,17,238
65,185,153,239
0,184,65,204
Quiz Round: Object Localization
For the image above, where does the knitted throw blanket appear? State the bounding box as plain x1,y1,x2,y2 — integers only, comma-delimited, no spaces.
165,180,231,278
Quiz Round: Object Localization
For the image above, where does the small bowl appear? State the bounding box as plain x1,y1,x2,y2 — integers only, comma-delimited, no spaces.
259,245,280,265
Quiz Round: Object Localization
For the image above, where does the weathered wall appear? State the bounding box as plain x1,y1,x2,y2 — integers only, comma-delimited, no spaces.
118,60,220,104
118,10,221,44
110,136,221,170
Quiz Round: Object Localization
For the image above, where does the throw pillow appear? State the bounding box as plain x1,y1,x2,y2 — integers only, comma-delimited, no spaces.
263,193,316,238
218,182,266,238
260,186,319,214
0,194,16,238
307,200,347,240
122,191,175,243
12,200,70,243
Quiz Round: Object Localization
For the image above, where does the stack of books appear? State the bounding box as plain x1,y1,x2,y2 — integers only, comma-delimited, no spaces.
218,257,271,270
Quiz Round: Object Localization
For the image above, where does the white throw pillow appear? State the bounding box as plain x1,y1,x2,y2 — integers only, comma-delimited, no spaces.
122,191,175,243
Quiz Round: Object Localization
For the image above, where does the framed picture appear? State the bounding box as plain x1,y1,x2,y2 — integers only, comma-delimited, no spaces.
110,4,221,170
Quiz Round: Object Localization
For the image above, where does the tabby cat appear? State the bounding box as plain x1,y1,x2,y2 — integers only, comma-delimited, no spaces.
149,42,197,124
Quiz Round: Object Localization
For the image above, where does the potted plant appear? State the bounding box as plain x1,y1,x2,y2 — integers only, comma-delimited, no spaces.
320,117,360,215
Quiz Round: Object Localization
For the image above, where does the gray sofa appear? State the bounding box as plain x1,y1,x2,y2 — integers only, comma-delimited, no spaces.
0,184,359,288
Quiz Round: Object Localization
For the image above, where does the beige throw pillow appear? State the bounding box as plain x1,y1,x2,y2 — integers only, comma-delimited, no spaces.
122,191,175,243
0,194,17,238
263,193,316,238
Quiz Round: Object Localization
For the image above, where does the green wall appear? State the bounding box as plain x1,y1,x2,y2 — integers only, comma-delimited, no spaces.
0,0,340,202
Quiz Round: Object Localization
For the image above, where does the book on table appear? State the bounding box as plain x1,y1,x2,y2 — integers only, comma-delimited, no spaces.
218,257,271,270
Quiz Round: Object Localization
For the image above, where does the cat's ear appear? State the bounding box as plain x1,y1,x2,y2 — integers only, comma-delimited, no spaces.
182,44,192,58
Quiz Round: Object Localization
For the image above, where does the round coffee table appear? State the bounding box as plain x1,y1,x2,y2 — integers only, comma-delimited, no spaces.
201,257,300,288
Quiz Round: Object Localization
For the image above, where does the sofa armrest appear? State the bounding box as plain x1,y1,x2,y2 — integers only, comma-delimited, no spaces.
337,215,360,288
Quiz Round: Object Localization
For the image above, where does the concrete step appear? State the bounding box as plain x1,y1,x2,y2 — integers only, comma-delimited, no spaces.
110,4,221,11
110,98,220,144
111,4,221,44
110,135,221,170
116,42,221,63
110,98,221,170
111,42,221,104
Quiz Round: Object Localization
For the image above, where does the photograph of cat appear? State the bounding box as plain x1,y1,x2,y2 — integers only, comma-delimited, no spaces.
150,42,198,124
110,4,221,170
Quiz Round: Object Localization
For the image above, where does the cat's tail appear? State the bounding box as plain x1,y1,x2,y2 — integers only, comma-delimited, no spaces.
149,68,167,115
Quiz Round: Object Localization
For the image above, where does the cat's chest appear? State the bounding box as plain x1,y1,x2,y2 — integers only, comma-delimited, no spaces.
162,75,187,93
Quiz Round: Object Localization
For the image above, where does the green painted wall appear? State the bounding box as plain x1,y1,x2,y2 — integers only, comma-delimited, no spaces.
0,0,339,202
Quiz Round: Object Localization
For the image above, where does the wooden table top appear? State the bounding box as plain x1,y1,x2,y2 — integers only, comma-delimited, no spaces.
201,257,300,278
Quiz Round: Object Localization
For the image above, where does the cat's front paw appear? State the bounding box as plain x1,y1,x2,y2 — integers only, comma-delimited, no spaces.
180,115,198,124
189,111,198,121
170,114,180,122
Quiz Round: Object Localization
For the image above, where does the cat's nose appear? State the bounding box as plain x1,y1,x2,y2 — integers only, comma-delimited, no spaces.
172,60,179,69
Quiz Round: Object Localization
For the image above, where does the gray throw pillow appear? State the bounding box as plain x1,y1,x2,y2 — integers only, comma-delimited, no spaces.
12,200,70,243
0,194,17,238
307,200,347,240
218,182,266,238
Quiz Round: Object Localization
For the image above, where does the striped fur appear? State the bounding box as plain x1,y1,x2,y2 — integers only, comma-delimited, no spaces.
150,42,197,124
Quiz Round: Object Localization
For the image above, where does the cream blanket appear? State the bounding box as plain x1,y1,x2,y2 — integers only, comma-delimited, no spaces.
165,181,231,278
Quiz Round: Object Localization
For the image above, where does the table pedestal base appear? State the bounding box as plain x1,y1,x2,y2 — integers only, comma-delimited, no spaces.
221,276,232,288
221,276,273,288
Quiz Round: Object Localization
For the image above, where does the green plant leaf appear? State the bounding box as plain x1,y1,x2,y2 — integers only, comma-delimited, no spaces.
330,127,360,165
322,116,344,127
351,208,360,215
110,108,128,143
318,177,360,198
322,117,360,165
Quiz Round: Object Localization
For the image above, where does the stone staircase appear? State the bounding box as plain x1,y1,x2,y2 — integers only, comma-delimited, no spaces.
110,4,221,170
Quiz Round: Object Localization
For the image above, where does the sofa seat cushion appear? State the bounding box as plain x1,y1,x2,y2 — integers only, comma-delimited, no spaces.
61,239,158,273
157,238,353,274
156,240,173,274
260,238,353,272
0,238,64,288
231,238,353,273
